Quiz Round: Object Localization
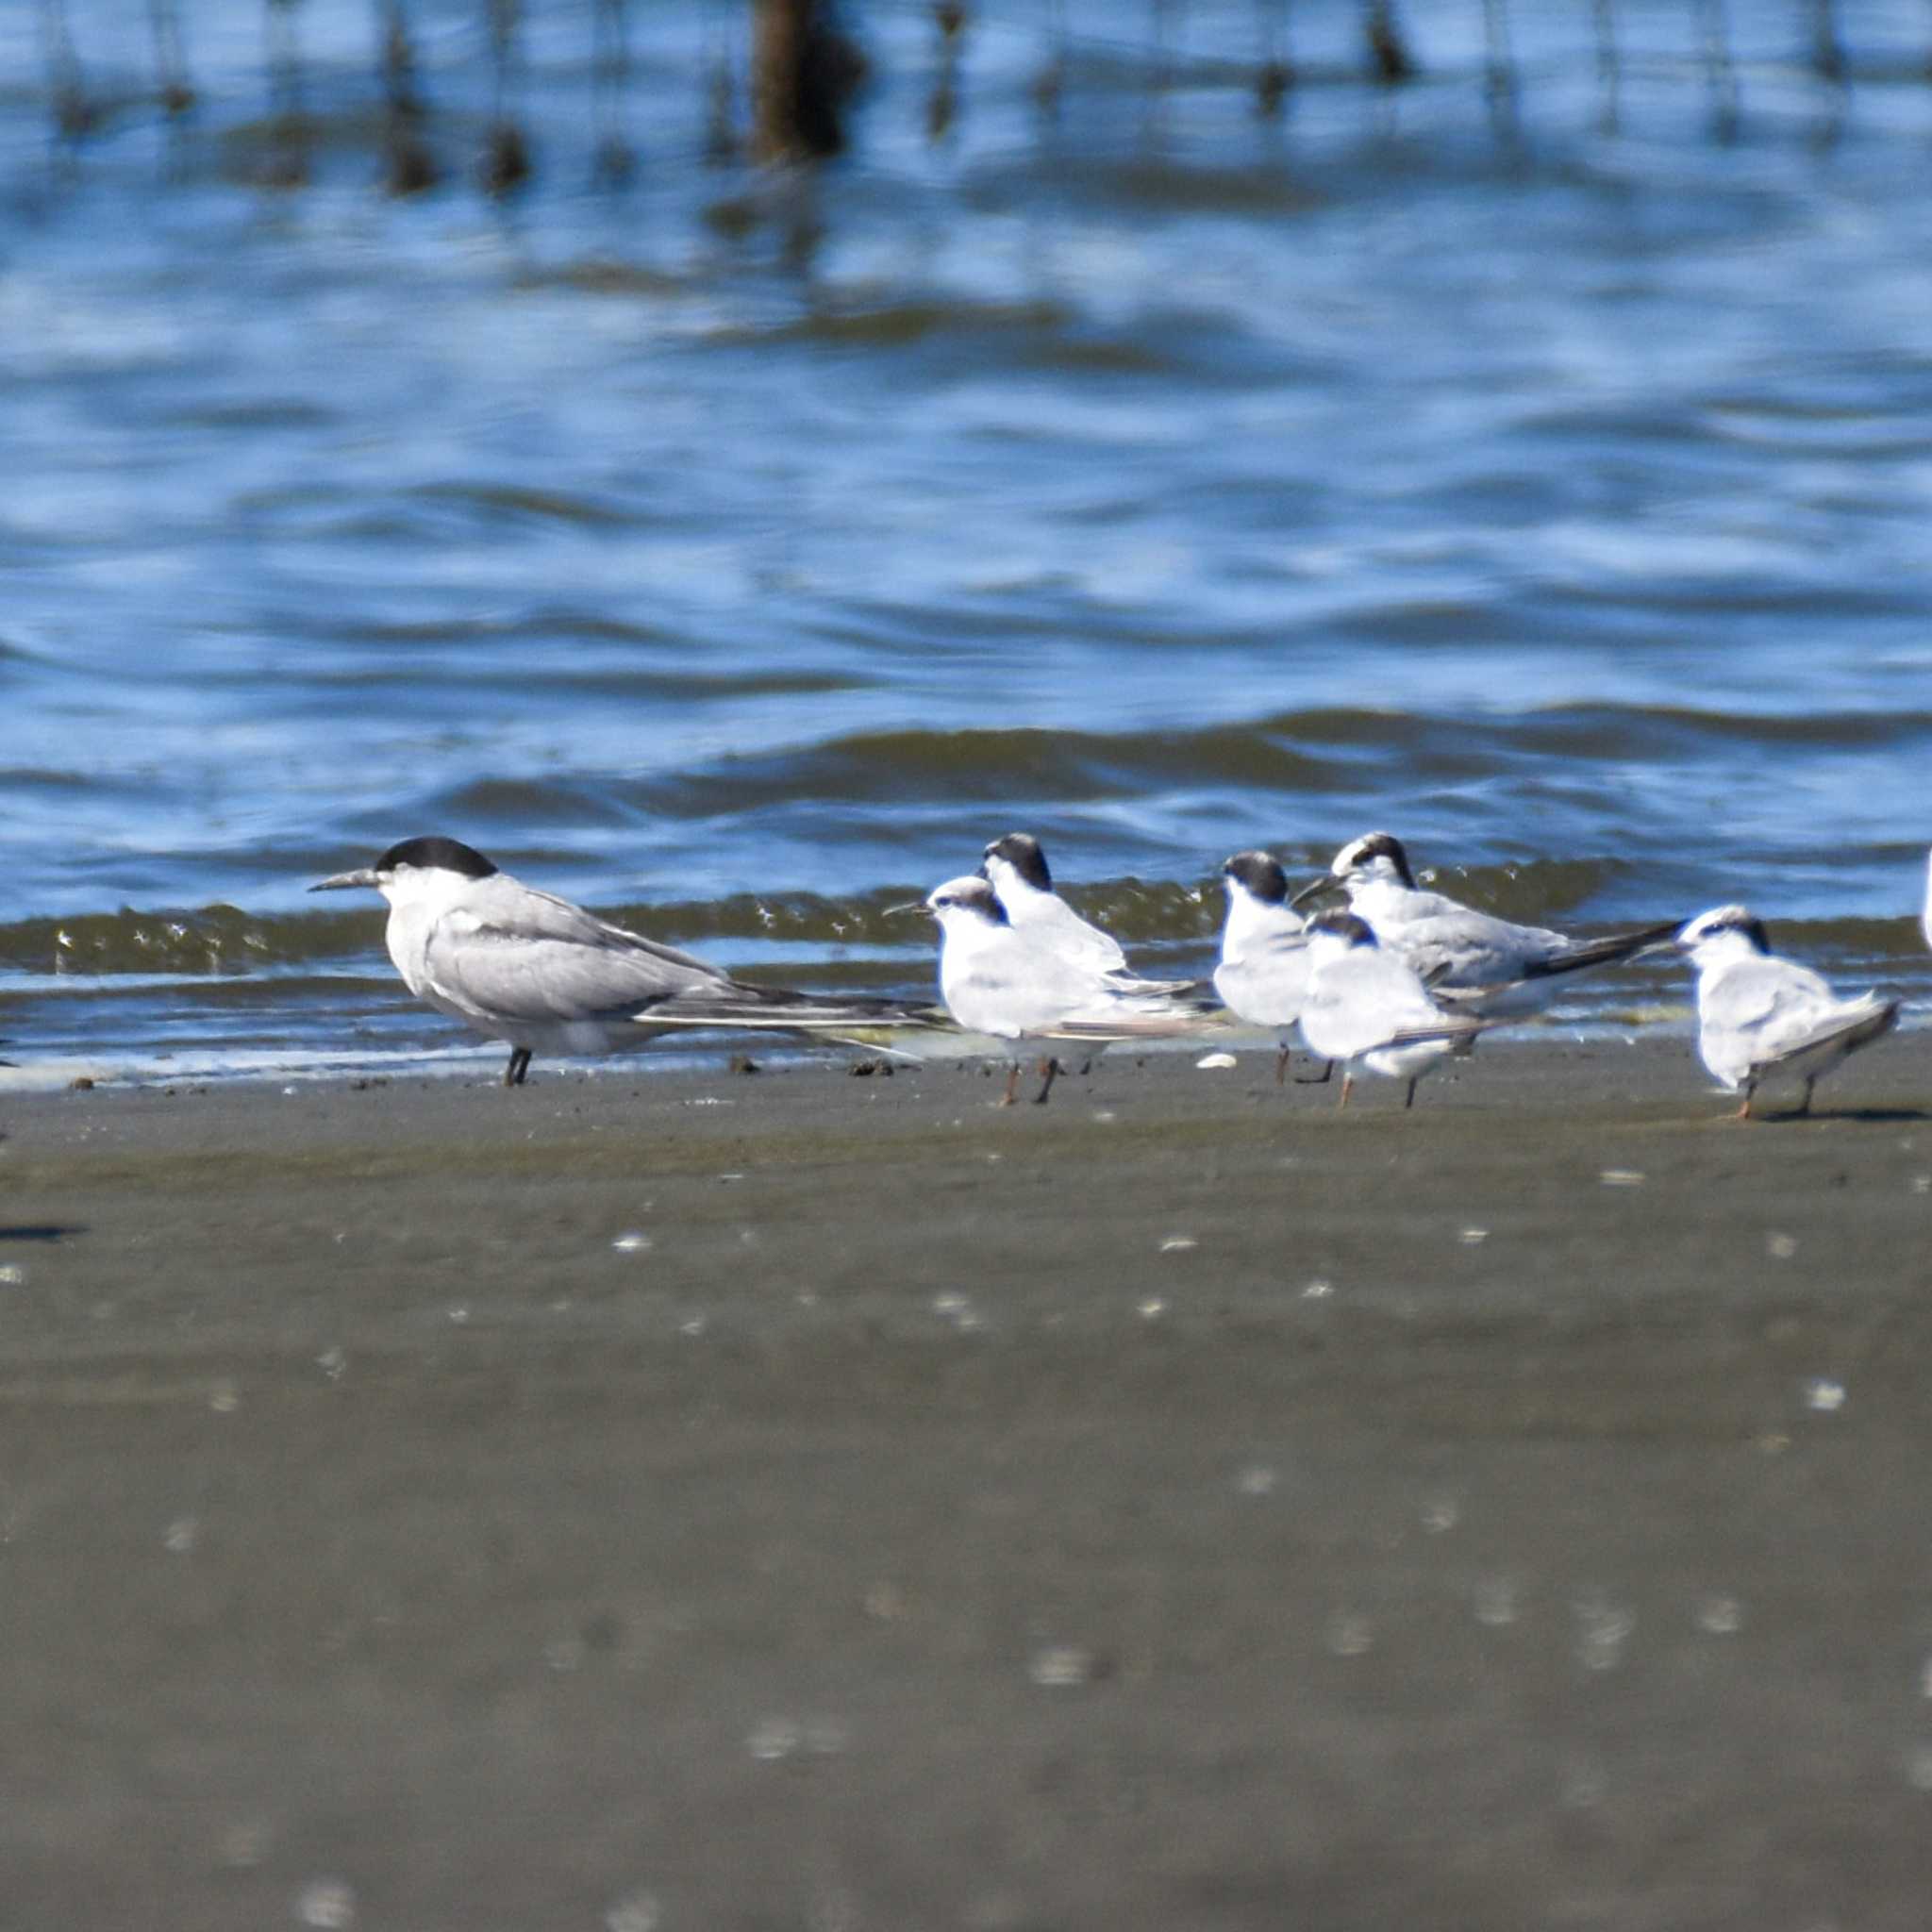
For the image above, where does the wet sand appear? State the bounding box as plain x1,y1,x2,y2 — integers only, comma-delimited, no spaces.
5,1035,1932,1929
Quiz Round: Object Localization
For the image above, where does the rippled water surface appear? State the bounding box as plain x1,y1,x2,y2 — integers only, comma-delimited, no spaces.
6,1,1932,1079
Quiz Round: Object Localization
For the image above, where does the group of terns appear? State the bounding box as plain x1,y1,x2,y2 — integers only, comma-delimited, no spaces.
312,830,1906,1122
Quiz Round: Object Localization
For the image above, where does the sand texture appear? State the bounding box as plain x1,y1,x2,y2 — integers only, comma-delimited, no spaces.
5,1036,1932,1928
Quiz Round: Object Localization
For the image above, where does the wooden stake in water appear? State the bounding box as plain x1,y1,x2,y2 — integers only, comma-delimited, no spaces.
751,0,863,162
1032,0,1067,117
149,0,195,121
1482,0,1517,139
1150,0,1175,99
1807,0,1847,148
1696,0,1740,142
1141,0,1181,145
481,0,532,195
375,0,438,193
1809,0,1845,84
1256,0,1293,117
592,0,636,184
38,0,97,150
265,0,309,188
1363,0,1415,85
1591,0,1620,135
927,2,967,145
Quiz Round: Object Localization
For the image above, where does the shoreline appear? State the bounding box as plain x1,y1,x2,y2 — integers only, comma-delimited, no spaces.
6,1036,1932,1924
0,1005,1716,1098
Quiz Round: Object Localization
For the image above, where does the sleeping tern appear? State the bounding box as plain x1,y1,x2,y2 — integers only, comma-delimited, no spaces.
980,833,1129,975
1212,850,1322,1085
924,874,1214,1103
312,836,939,1085
1677,905,1900,1120
1298,911,1491,1108
1294,831,1679,1015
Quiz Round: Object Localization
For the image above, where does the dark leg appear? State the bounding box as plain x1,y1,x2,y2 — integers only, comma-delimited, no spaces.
1293,1058,1335,1085
505,1046,532,1087
1274,1042,1291,1086
1032,1056,1059,1105
1404,1075,1419,1109
1795,1075,1815,1118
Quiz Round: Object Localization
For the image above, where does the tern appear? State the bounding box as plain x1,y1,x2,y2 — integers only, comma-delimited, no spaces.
1298,911,1491,1109
979,831,1192,991
312,836,939,1085
1212,850,1323,1085
1294,831,1679,1015
1677,905,1900,1120
924,874,1215,1103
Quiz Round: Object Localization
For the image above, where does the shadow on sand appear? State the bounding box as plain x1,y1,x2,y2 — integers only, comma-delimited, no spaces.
1757,1105,1932,1125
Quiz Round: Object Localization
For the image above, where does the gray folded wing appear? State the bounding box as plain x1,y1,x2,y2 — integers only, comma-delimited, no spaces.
1700,958,1891,1083
944,928,1215,1041
1303,949,1478,1059
1215,929,1312,1029
421,881,930,1032
1383,907,1573,987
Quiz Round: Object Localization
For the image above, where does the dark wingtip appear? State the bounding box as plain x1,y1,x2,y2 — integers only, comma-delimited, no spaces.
1523,919,1690,979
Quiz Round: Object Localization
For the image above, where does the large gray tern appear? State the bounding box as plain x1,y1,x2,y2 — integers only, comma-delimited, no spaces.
312,836,938,1085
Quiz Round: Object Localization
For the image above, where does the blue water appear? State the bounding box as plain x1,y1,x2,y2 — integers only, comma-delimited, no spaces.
6,1,1932,1082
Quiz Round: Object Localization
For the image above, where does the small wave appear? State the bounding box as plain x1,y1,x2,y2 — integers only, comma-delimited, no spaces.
1513,703,1932,754
10,878,1920,982
649,721,1342,815
0,907,350,977
406,481,639,530
705,297,1077,353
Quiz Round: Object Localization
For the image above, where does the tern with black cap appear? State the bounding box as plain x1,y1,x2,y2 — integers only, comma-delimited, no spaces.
1676,904,1899,1120
1297,910,1492,1109
979,832,1127,974
923,874,1216,1104
312,836,939,1086
1213,850,1326,1085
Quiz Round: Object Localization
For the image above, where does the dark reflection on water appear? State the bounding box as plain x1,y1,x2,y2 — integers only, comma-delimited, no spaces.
5,3,1932,1074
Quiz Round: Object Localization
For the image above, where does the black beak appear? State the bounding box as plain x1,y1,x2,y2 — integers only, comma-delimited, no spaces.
1290,874,1341,910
